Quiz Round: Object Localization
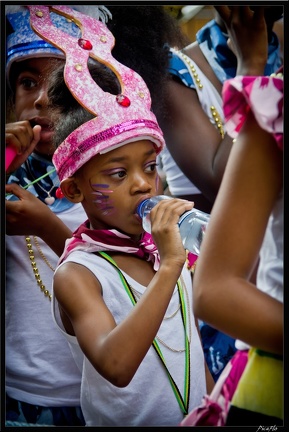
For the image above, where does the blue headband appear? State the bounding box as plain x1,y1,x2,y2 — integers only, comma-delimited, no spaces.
6,8,81,78
6,6,112,80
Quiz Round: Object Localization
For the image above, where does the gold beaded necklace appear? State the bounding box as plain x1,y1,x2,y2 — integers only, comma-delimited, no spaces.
175,49,225,139
25,236,54,301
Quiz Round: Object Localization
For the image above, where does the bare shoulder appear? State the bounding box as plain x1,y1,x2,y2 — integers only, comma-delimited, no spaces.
54,261,102,303
53,261,104,335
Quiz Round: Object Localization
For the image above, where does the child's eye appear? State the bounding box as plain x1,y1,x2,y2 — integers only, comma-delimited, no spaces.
18,77,38,90
144,162,158,173
110,170,126,179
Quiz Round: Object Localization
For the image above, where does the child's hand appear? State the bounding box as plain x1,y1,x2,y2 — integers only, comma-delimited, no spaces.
149,198,194,269
5,121,41,173
6,183,52,236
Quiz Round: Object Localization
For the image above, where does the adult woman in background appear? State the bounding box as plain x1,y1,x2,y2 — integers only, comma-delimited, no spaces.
191,5,283,425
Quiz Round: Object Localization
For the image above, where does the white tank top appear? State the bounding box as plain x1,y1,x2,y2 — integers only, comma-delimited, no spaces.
52,251,207,426
6,203,86,406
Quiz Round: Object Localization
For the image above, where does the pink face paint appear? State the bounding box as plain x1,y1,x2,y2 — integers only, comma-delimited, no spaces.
90,182,115,215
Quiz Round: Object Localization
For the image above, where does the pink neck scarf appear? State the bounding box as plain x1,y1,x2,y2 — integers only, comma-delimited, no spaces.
59,219,160,270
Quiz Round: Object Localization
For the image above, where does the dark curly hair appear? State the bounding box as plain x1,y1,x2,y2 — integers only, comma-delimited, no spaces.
106,5,187,115
48,60,121,147
48,6,188,147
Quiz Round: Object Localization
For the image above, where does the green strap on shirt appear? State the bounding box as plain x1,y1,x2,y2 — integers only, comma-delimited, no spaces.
98,251,190,415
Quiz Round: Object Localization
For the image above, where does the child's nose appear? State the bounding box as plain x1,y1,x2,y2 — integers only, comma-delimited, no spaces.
34,85,49,109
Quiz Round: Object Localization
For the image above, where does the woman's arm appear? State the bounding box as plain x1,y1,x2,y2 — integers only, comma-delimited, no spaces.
193,110,283,355
160,78,233,204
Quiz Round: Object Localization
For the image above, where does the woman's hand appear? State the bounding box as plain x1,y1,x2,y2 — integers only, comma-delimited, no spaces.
214,6,268,76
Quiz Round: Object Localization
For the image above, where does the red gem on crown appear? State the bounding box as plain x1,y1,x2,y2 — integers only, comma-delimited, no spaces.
78,38,93,50
116,94,131,107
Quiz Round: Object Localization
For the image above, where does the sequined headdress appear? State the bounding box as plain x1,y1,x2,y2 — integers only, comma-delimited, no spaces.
27,5,165,182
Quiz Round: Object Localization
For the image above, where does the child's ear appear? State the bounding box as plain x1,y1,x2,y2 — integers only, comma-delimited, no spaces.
60,177,83,203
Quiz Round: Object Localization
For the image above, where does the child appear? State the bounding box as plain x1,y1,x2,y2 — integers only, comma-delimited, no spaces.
5,5,110,426
30,5,213,426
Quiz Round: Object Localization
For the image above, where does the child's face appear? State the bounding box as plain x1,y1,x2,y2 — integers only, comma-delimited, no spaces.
13,57,63,156
74,139,161,239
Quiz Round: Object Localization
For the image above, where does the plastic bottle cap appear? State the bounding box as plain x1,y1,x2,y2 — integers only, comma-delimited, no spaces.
136,199,149,217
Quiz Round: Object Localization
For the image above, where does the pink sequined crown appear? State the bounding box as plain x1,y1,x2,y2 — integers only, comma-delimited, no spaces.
27,5,165,181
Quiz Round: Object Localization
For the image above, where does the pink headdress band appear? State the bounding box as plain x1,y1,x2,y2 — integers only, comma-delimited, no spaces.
27,5,165,181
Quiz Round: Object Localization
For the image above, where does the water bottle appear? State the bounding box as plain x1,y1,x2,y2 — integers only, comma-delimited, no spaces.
137,195,210,256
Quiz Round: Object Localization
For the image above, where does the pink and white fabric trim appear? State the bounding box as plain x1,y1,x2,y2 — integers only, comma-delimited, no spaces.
222,74,283,151
58,220,161,271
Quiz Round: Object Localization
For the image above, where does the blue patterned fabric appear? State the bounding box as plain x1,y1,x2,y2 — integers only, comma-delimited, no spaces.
199,322,237,382
168,50,195,88
7,152,74,213
197,20,281,82
169,19,282,87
